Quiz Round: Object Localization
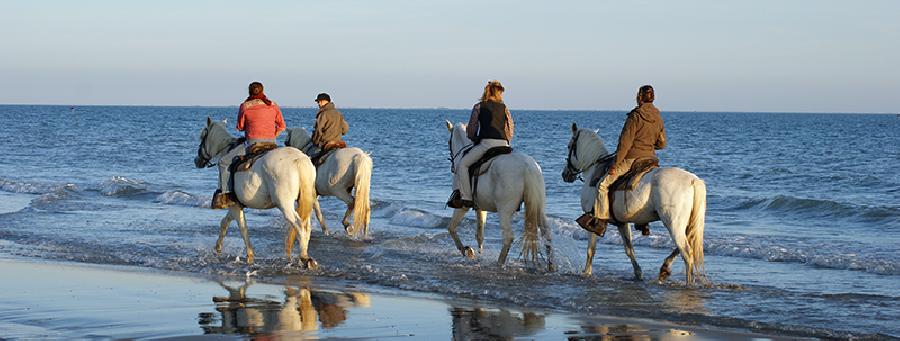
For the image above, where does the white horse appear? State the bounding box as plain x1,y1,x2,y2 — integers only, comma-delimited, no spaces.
444,121,553,270
283,128,373,238
561,123,707,283
194,118,319,268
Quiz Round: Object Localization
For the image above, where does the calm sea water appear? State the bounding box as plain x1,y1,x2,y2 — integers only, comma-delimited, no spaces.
0,105,898,337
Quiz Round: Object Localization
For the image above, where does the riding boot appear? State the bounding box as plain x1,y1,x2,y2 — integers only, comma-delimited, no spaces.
211,189,237,209
634,223,651,236
576,213,607,237
446,190,474,209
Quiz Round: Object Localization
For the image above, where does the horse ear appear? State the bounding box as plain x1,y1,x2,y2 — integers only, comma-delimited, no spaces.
445,120,453,131
206,117,213,126
571,122,578,134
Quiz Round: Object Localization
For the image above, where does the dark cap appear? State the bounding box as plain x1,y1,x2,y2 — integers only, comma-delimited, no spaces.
315,93,331,102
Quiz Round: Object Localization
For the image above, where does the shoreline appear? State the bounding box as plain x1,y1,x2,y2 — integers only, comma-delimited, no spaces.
1,256,804,340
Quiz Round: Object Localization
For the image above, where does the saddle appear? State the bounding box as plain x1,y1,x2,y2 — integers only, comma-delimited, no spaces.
468,146,513,206
231,142,278,173
608,158,659,225
311,140,347,167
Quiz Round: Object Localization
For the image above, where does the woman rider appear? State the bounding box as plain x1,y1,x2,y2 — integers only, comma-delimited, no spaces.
447,80,514,209
212,81,286,209
576,85,666,236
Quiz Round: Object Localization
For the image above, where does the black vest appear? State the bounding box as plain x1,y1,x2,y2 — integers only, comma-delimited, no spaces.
476,101,508,142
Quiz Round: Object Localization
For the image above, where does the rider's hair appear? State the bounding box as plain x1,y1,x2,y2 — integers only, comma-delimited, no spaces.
480,80,505,102
248,82,264,96
637,85,654,104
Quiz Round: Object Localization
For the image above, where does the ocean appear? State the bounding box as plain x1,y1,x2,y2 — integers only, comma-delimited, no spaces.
0,105,897,338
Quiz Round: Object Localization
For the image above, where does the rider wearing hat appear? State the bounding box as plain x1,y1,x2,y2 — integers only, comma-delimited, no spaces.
309,93,349,164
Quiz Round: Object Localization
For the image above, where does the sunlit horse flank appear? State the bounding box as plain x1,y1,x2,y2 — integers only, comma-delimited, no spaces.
445,121,553,271
562,123,707,284
283,127,373,238
194,118,319,268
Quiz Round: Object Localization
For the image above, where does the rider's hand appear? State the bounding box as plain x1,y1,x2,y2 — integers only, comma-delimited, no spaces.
607,168,616,176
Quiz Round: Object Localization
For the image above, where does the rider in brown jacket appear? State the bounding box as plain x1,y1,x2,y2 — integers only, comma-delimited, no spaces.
310,93,349,163
577,85,666,236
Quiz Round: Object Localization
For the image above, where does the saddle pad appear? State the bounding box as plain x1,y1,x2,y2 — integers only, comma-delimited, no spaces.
468,146,512,177
609,158,659,192
233,143,278,173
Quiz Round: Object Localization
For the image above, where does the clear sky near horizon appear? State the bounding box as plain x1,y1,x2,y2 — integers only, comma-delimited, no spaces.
1,1,898,113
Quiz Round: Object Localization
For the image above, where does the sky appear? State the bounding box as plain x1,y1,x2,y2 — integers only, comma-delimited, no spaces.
1,1,898,113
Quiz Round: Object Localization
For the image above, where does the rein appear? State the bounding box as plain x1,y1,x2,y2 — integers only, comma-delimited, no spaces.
196,128,215,168
448,138,473,174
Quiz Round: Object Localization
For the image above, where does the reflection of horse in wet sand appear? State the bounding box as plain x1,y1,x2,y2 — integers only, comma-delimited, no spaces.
561,123,707,283
199,281,370,336
194,118,318,268
450,307,545,340
284,127,373,238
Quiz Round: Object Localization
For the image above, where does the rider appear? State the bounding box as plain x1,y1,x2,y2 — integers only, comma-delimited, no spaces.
310,93,348,164
447,80,514,209
212,81,286,209
576,85,666,236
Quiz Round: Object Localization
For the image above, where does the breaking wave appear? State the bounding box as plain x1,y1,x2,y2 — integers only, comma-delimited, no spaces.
731,195,899,224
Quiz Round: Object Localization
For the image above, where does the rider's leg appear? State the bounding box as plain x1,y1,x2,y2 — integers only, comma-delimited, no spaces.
212,145,246,209
457,139,508,201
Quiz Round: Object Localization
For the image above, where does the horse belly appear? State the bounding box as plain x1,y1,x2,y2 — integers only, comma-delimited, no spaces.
613,180,657,223
234,172,275,209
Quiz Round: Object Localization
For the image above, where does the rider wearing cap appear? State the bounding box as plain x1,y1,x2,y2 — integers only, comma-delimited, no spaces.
309,93,349,163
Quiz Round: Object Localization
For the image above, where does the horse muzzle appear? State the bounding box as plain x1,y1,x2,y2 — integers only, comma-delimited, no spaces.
194,156,206,169
562,170,578,183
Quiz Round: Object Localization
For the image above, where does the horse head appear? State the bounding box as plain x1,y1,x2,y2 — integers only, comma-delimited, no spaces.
194,117,232,168
284,127,313,154
445,120,473,172
561,122,609,183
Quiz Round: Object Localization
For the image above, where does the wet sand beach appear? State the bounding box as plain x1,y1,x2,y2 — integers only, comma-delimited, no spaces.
0,257,798,340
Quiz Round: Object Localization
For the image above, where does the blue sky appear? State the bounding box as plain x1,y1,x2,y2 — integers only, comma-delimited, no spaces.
1,1,898,112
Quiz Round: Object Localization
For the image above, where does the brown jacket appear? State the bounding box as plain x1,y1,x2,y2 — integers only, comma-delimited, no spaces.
311,102,349,147
613,103,666,169
466,101,514,142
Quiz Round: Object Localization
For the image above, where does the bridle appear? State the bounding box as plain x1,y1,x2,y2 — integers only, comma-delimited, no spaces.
196,127,215,168
447,135,473,174
564,130,614,182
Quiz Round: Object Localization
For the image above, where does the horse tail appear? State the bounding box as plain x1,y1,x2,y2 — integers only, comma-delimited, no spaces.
686,178,707,277
295,157,316,227
522,162,548,263
351,152,373,237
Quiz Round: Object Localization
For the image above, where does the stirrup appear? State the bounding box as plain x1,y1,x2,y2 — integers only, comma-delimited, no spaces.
576,213,607,237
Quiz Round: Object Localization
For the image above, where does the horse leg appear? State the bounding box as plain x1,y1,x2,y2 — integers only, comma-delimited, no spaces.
497,210,514,266
232,207,254,264
447,208,475,259
280,203,317,269
539,215,554,272
285,225,298,258
657,202,694,284
659,249,680,283
332,190,355,235
475,210,487,254
618,223,643,281
215,210,234,256
313,198,329,236
583,233,597,276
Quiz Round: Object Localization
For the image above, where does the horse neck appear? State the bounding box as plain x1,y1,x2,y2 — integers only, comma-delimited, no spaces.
451,128,472,155
576,133,608,170
208,125,237,157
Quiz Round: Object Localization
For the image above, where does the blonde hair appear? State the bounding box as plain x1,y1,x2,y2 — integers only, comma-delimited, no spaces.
480,80,505,102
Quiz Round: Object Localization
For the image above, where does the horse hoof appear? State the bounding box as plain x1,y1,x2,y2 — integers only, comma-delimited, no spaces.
547,263,557,272
658,268,671,283
303,258,319,270
462,246,476,259
634,273,644,282
246,254,255,264
581,270,592,278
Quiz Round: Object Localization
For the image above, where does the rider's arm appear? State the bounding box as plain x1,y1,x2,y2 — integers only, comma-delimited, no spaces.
273,103,286,136
466,103,480,140
236,103,246,132
655,124,667,150
339,112,349,135
504,107,514,142
613,111,639,168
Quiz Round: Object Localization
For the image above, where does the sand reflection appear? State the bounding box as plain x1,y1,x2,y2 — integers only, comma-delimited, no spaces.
450,306,546,340
198,281,370,336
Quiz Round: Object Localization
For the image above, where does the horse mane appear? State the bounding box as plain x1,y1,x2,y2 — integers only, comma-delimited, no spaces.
453,122,470,143
575,129,609,169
